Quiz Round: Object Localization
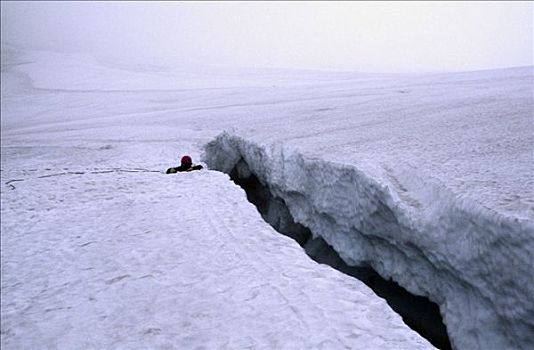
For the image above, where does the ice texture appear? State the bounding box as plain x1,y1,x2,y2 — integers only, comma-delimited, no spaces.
203,130,534,350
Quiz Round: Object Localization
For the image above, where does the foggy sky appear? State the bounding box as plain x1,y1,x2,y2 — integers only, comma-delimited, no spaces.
1,1,532,73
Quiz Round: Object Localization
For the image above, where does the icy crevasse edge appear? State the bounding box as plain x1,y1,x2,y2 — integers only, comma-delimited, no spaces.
202,131,534,350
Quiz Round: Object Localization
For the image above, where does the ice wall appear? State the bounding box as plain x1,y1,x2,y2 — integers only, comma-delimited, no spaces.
229,166,451,349
203,131,534,350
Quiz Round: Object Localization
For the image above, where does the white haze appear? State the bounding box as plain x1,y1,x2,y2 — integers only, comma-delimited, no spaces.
1,1,532,73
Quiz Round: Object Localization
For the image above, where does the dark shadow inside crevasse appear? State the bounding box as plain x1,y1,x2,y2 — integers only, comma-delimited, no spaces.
229,162,452,350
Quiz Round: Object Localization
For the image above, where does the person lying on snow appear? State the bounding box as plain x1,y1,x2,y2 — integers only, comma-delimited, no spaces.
166,155,203,174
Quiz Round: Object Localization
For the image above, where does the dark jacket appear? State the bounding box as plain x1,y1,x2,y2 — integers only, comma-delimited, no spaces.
166,164,203,174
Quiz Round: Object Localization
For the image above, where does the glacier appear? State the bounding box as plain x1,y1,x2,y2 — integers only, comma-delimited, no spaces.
2,46,533,349
203,131,534,350
1,47,439,349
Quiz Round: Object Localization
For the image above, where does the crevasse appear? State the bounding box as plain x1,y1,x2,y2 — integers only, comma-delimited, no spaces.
203,131,534,350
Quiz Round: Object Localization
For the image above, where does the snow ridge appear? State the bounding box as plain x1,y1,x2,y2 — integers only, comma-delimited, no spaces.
203,131,534,350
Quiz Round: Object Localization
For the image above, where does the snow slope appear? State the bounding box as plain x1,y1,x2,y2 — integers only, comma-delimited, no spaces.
1,48,434,348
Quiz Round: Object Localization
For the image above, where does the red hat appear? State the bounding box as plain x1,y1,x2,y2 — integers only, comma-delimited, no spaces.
181,155,192,165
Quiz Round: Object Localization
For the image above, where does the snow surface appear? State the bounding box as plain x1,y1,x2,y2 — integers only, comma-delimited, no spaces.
2,46,533,349
1,48,435,348
1,161,432,349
